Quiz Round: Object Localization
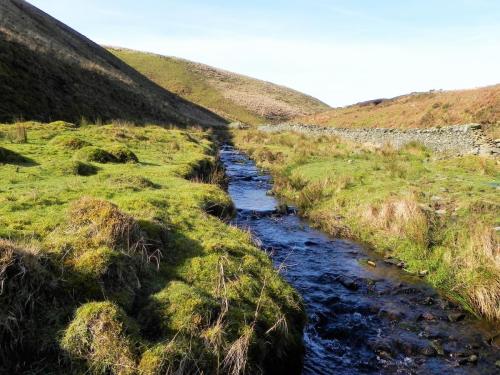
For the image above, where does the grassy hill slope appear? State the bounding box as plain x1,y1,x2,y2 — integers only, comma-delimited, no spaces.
298,85,500,138
109,47,331,125
0,0,225,127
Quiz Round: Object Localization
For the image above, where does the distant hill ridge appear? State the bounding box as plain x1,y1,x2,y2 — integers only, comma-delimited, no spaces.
297,85,500,138
109,47,331,125
0,0,225,126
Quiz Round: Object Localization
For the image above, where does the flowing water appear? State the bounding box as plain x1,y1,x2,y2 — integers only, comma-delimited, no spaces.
219,145,500,375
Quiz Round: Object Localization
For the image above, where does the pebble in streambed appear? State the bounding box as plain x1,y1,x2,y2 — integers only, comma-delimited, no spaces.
220,146,500,375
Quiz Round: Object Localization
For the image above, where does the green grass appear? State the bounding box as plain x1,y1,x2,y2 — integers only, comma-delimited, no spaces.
235,129,500,321
0,121,304,374
109,49,265,125
109,48,331,125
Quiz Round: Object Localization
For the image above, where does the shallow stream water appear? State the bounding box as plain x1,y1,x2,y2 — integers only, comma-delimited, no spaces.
219,145,499,375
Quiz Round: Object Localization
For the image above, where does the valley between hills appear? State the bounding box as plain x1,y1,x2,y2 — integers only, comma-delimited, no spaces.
0,0,499,374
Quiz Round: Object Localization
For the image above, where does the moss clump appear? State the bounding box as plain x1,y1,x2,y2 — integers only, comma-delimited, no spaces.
58,160,98,176
61,301,138,375
110,175,159,191
50,135,91,150
71,247,140,310
139,281,216,337
108,145,139,163
75,146,117,163
67,197,142,254
200,190,235,219
138,340,208,375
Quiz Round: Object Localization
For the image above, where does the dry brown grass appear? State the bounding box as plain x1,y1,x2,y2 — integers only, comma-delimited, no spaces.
0,239,56,366
163,55,331,122
453,223,500,320
222,326,253,375
300,85,500,136
7,124,28,143
68,197,142,254
361,196,429,246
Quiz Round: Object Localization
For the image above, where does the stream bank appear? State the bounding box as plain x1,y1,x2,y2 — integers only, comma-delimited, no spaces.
220,145,500,374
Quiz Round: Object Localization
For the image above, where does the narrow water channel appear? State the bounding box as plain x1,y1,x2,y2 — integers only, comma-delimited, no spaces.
219,145,499,375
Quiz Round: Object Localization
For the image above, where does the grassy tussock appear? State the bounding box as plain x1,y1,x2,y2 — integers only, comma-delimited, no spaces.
58,160,98,176
6,124,28,143
0,239,63,369
109,176,159,191
361,196,429,246
61,301,139,375
0,240,42,349
68,197,143,254
223,325,253,375
445,218,500,320
108,145,140,163
50,134,91,149
0,122,304,374
76,146,119,163
234,128,500,321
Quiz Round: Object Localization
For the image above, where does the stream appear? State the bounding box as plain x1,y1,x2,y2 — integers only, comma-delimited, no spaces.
219,145,500,375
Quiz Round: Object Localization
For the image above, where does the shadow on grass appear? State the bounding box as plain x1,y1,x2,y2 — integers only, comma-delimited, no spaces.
0,146,38,166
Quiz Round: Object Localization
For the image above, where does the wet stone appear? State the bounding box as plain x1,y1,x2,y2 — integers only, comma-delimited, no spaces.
304,240,319,246
448,312,466,322
418,312,437,321
336,275,359,291
488,333,500,348
322,295,341,306
431,340,445,356
383,258,400,266
458,354,478,365
468,354,478,363
368,338,394,356
378,308,405,321
395,287,420,295
421,345,437,357
421,326,447,340
421,296,434,305
393,334,434,356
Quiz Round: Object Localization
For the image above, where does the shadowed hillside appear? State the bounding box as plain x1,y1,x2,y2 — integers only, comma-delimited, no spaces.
109,47,331,125
0,0,226,126
298,85,500,138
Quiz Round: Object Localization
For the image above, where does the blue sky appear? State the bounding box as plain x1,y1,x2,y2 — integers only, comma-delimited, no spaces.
30,0,500,106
